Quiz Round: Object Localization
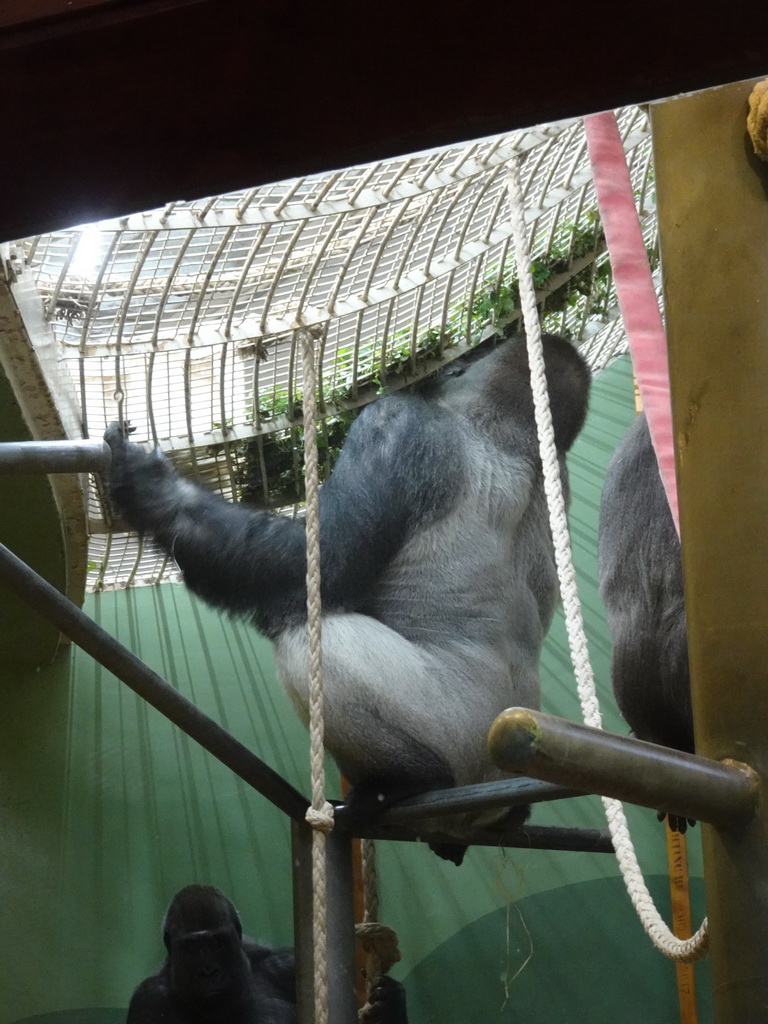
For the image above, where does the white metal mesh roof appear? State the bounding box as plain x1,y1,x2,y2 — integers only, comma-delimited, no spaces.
14,105,657,591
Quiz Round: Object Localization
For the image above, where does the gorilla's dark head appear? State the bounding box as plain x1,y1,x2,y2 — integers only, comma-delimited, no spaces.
163,885,250,1002
427,333,590,453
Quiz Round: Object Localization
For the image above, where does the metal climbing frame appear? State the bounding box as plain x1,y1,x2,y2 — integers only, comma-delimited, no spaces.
0,512,756,1023
0,354,762,1021
0,522,615,1024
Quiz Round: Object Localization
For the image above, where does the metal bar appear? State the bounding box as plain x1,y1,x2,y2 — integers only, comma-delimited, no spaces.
342,822,614,855
653,78,768,1023
0,439,111,474
488,708,758,829
291,821,358,1024
0,541,308,822
334,776,586,828
325,829,358,1022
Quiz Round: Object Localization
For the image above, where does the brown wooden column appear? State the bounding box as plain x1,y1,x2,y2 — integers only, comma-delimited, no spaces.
652,79,768,1021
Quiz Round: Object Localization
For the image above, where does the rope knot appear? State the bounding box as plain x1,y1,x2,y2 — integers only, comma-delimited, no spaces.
305,801,335,833
355,922,402,976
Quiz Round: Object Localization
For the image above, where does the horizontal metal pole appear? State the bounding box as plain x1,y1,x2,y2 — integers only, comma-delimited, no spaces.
488,708,759,829
0,541,308,822
334,777,610,854
339,820,615,854
0,439,111,474
334,776,586,829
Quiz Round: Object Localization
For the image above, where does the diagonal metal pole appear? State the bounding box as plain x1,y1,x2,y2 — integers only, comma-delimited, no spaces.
0,529,618,856
0,540,308,822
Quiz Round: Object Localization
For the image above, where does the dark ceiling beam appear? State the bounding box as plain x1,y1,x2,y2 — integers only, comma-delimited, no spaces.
2,0,767,242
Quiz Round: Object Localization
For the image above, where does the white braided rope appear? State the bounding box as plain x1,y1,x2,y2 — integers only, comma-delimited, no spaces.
300,326,335,1024
505,156,708,962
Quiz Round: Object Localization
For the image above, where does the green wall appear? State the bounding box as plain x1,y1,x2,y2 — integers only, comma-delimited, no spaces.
0,356,712,1022
0,367,66,665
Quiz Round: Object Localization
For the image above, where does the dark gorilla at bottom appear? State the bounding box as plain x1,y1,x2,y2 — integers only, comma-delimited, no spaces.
127,884,408,1023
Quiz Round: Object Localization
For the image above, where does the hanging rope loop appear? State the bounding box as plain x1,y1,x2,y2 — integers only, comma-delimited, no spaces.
355,921,402,978
504,151,708,963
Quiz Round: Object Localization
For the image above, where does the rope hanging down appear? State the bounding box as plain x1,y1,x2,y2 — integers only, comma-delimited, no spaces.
301,326,401,1022
356,838,402,1015
504,154,708,963
300,326,335,1024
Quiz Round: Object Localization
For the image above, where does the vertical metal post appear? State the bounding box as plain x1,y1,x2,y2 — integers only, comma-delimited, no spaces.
291,821,358,1024
652,79,768,1021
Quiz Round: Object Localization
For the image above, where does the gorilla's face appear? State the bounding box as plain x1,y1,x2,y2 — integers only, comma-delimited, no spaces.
168,925,247,999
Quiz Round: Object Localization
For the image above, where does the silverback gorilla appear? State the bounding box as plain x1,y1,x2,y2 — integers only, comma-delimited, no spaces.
598,411,693,754
106,334,590,862
126,884,407,1023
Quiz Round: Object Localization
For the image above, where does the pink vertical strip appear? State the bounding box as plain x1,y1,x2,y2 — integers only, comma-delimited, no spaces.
584,111,680,534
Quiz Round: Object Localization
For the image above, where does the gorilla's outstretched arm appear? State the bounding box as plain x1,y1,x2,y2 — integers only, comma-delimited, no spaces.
105,394,459,639
105,430,306,636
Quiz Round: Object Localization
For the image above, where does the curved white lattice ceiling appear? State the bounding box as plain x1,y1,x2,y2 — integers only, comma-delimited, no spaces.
13,104,656,590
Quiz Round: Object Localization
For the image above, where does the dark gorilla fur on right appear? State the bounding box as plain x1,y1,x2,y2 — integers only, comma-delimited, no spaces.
598,411,693,754
126,884,408,1023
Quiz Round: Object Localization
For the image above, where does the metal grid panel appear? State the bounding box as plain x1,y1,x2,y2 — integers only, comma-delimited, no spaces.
15,107,657,591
